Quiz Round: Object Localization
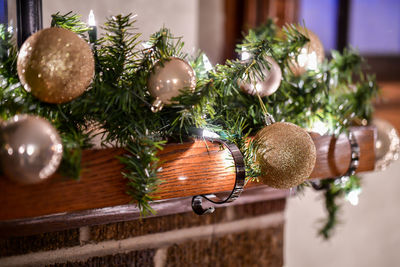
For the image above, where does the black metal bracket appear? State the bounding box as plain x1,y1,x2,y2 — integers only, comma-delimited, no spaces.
312,130,360,190
191,137,246,215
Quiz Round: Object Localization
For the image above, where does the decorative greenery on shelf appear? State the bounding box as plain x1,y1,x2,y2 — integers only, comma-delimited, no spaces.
0,12,378,234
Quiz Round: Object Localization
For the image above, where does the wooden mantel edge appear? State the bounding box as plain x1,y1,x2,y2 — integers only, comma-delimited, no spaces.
0,126,375,223
0,186,288,237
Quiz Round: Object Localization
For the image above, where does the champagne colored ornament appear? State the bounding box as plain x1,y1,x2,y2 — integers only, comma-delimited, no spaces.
289,27,324,76
0,115,63,184
147,57,196,112
373,118,400,171
17,27,95,104
255,122,316,188
239,56,282,97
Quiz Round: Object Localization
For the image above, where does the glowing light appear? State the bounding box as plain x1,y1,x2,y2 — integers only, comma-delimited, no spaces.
172,78,178,84
88,10,96,26
202,129,220,139
202,54,213,71
241,52,251,61
178,176,187,181
307,51,318,71
297,48,308,67
297,48,318,71
346,188,362,206
310,120,329,135
241,47,251,61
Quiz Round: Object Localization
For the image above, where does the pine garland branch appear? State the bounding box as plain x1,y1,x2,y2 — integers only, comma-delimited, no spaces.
51,11,91,37
119,137,165,216
318,175,361,239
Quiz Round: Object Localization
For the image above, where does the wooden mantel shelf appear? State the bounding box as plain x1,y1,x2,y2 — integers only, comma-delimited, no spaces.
0,126,375,236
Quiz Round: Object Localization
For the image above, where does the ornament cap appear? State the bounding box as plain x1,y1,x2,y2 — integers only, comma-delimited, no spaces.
263,113,275,126
151,98,164,113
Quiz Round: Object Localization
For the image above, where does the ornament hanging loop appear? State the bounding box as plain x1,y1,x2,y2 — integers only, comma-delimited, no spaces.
191,137,246,215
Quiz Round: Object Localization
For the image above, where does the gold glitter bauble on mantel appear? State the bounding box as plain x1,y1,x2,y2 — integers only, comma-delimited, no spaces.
0,114,63,184
255,122,316,189
17,27,95,104
239,56,282,97
147,57,196,112
289,27,324,76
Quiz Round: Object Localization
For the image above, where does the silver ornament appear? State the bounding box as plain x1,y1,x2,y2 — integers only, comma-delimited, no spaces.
0,115,63,184
289,27,325,76
147,57,196,112
373,118,400,171
239,56,282,97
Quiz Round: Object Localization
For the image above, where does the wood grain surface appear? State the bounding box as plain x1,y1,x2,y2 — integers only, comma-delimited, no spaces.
0,126,375,221
0,186,288,237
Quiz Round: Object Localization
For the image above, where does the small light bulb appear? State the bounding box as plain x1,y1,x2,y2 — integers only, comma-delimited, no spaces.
310,120,329,135
88,10,96,26
202,54,213,71
202,129,220,139
346,188,362,206
241,47,251,61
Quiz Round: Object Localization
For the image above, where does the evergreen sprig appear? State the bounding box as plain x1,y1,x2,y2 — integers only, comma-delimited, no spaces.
316,175,361,239
51,11,91,38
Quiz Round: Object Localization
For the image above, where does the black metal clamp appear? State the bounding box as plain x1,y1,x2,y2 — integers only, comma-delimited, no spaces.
191,137,246,215
312,130,360,190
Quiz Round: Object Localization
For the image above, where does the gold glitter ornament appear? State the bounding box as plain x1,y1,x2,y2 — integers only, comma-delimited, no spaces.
0,115,63,184
17,27,94,104
147,57,196,112
255,122,316,189
239,56,282,97
289,27,324,76
372,118,400,171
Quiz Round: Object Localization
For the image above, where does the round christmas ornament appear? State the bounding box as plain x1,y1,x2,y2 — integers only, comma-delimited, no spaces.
255,121,316,188
147,57,196,112
0,115,63,184
372,118,400,170
17,27,95,104
289,27,324,76
239,56,282,97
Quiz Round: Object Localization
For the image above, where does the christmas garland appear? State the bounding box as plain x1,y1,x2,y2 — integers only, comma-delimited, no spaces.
0,12,379,238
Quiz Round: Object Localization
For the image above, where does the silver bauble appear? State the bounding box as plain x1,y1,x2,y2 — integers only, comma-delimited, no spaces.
0,115,63,184
239,56,282,97
147,57,196,112
289,27,324,76
373,118,400,171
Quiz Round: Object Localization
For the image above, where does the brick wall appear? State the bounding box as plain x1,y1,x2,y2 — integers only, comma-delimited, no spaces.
0,199,286,266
